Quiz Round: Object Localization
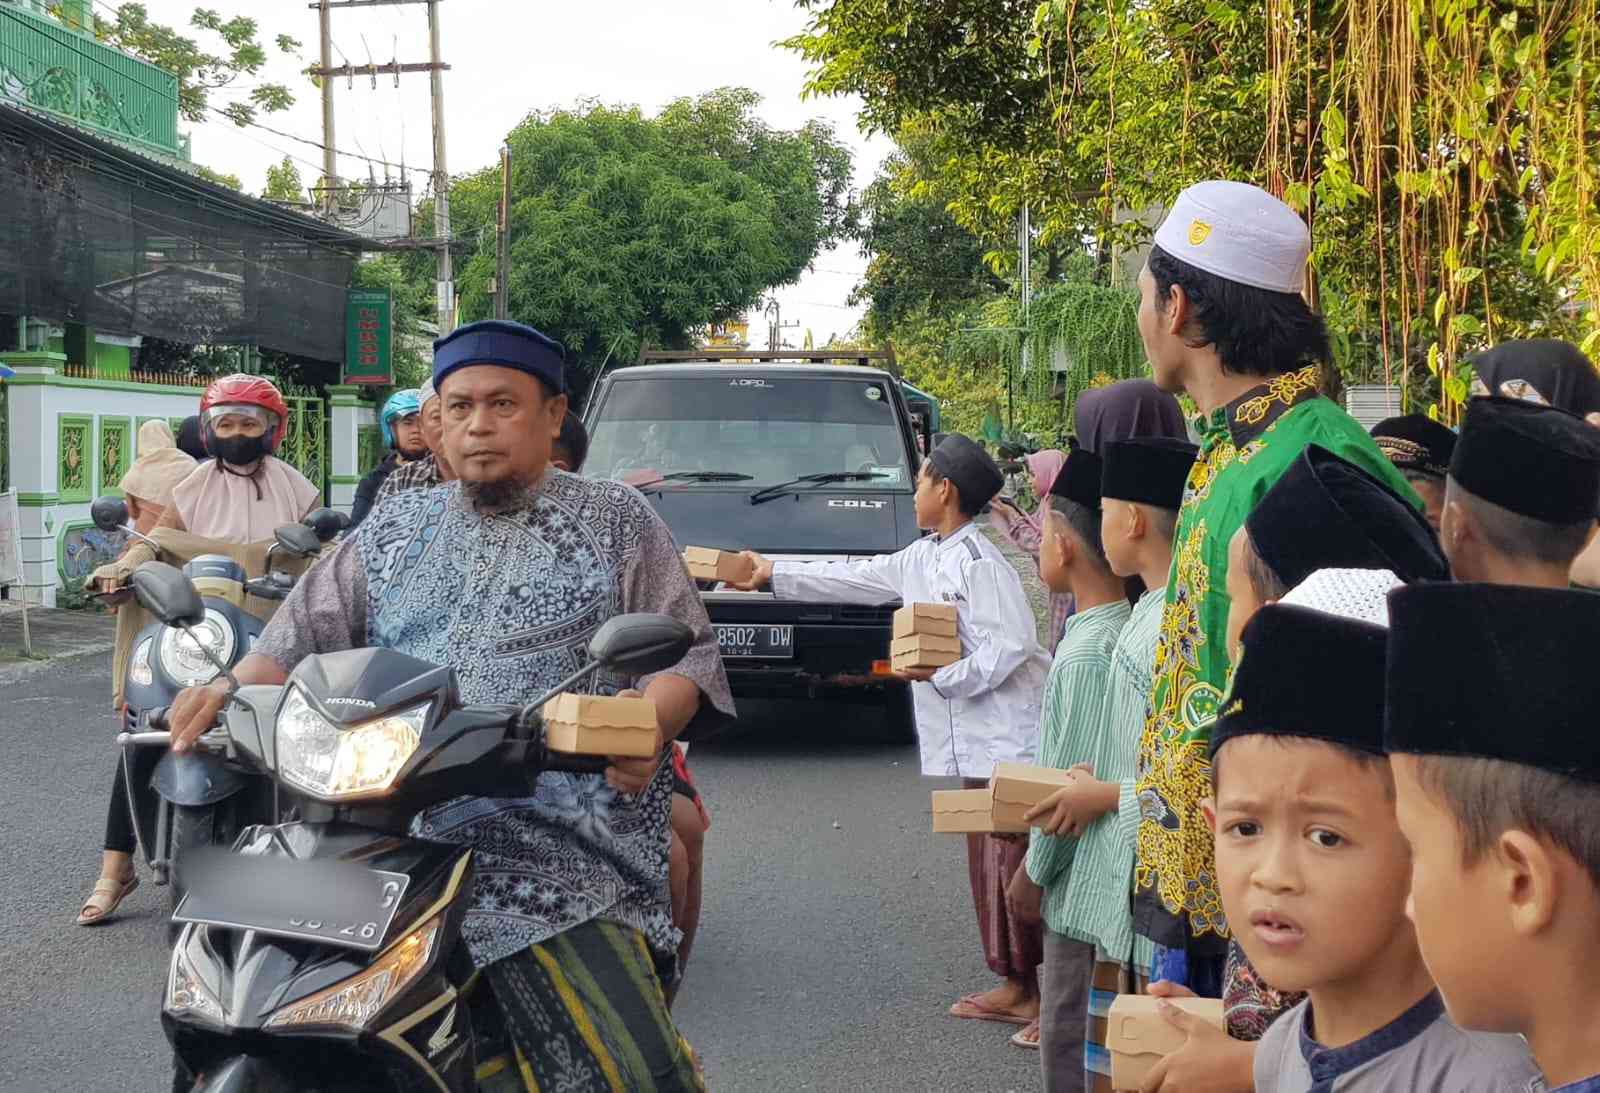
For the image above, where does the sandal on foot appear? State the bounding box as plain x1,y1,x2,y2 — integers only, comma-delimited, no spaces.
77,873,138,925
949,993,1033,1026
1010,1020,1041,1049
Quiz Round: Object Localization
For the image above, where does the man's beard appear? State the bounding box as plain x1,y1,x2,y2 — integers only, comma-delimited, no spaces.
461,475,536,513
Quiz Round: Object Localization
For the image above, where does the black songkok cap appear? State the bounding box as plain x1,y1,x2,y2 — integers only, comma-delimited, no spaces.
1385,583,1600,781
928,434,1005,511
1050,444,1104,510
1210,604,1388,759
1449,396,1600,524
1101,437,1198,509
1371,414,1457,479
1245,445,1448,588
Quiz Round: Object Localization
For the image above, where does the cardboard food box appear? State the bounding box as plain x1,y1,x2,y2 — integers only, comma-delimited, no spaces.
1106,995,1226,1090
890,633,962,672
989,761,1078,828
892,602,959,639
931,789,1029,834
682,546,754,585
542,694,659,759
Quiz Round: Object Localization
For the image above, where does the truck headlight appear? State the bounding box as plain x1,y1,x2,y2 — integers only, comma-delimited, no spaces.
276,688,425,801
166,933,225,1025
264,914,441,1030
158,608,237,686
130,637,154,687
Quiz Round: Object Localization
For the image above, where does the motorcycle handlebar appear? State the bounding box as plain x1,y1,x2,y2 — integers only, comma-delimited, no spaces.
117,729,227,754
146,706,170,730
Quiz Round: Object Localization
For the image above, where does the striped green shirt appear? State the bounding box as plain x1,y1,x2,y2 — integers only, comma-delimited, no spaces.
1059,588,1165,971
1024,599,1131,912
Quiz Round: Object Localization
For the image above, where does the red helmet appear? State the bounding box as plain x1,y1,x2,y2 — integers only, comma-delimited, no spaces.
199,374,290,451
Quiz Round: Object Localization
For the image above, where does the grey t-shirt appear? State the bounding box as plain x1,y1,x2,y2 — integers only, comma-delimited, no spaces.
1255,991,1542,1092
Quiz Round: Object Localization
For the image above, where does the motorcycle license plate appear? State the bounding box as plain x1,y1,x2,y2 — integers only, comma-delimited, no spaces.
715,624,794,659
173,851,410,952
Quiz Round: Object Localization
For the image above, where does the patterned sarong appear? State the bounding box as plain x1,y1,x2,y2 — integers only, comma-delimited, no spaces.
476,920,704,1092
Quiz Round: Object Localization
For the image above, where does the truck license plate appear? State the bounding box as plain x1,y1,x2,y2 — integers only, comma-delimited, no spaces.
715,624,794,659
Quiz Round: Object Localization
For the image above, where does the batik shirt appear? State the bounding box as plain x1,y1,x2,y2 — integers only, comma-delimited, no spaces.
254,471,733,969
1131,366,1419,952
374,452,444,503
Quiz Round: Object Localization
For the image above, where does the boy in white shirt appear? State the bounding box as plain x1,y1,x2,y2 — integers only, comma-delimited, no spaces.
736,433,1051,1030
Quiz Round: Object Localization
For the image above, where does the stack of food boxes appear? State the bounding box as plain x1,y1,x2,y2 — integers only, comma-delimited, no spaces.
890,602,961,673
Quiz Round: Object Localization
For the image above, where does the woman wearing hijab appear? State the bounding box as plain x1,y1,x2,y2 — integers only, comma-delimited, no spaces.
1469,339,1600,588
117,420,197,536
76,422,199,925
990,450,1072,648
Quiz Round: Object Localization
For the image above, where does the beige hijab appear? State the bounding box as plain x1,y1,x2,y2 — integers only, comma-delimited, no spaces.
168,455,321,542
119,420,197,505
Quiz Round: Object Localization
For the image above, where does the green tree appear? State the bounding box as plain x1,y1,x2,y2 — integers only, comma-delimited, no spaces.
92,3,302,127
262,156,305,203
194,164,241,190
448,89,855,394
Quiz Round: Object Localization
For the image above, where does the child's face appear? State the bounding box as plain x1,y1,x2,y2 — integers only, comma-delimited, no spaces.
1100,498,1139,578
1224,525,1266,662
913,463,947,529
1038,510,1074,593
1390,755,1514,1032
1210,736,1416,996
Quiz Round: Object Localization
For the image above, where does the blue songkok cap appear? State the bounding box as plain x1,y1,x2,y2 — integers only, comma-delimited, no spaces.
432,319,566,394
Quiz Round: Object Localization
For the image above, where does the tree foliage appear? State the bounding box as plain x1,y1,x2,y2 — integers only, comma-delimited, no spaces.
261,156,305,203
787,0,1600,419
446,89,855,392
92,3,301,127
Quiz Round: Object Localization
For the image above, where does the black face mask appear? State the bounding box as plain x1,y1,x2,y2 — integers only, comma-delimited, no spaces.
211,434,271,467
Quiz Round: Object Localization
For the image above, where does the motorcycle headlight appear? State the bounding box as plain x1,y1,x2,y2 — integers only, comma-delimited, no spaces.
166,934,225,1025
158,608,237,687
276,688,426,801
264,914,441,1030
130,637,154,688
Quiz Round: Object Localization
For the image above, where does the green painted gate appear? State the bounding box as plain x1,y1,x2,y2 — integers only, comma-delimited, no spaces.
276,389,327,503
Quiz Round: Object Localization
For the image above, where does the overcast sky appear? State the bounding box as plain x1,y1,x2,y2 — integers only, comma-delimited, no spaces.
131,0,890,347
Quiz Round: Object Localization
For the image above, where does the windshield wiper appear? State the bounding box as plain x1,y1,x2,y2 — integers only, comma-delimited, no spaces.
659,471,754,482
749,471,888,505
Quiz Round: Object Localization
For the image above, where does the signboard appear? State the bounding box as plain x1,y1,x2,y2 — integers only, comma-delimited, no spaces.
0,489,20,587
343,289,393,385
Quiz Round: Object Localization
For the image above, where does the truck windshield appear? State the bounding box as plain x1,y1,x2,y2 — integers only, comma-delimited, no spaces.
588,376,913,491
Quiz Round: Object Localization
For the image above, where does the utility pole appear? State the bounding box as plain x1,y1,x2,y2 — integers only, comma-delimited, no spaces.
427,0,452,334
309,0,453,329
317,0,337,215
493,142,510,320
1019,204,1032,376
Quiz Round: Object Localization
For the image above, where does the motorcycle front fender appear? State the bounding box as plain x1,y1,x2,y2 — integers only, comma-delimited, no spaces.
186,1054,298,1093
152,750,250,807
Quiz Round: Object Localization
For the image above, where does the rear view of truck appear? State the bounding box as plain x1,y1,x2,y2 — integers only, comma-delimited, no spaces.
583,352,927,736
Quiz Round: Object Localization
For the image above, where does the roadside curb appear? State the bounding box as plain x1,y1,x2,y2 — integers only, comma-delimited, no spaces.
0,638,116,685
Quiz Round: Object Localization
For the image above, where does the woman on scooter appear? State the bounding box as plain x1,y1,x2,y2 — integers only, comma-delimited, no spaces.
77,375,320,925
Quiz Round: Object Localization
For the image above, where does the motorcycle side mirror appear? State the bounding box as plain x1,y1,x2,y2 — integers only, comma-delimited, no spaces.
588,613,694,676
91,496,130,532
130,561,206,627
274,523,322,558
303,507,350,543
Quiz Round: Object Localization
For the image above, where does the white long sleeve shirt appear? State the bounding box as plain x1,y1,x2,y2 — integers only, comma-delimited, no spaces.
772,521,1050,778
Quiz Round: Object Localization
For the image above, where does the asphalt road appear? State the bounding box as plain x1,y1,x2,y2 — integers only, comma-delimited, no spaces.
0,658,1042,1093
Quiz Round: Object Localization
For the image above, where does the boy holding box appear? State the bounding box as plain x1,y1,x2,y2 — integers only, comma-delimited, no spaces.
1198,603,1539,1091
1003,444,1133,1067
1387,583,1600,1091
735,433,1052,1028
1017,437,1195,1091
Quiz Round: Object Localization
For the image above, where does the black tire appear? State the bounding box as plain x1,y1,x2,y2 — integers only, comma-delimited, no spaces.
166,799,243,944
880,684,917,745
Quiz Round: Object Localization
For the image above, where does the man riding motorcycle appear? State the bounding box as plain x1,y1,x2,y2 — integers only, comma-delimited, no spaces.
166,320,731,1090
376,374,455,502
349,387,426,527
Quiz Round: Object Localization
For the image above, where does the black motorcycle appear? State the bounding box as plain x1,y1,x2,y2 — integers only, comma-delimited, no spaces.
92,497,349,911
118,560,691,1092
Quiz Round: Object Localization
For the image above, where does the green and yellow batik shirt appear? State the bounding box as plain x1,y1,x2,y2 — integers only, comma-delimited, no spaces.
1130,366,1420,953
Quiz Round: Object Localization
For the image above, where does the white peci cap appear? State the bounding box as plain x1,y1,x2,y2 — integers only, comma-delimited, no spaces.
1152,180,1311,294
1280,567,1402,627
419,376,437,406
